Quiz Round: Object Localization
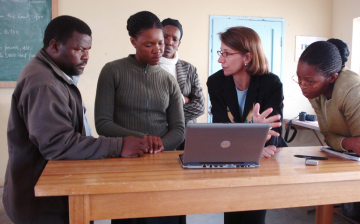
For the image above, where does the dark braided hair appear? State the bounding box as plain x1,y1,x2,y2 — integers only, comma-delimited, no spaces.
127,11,162,39
327,38,350,67
299,41,342,78
43,15,91,48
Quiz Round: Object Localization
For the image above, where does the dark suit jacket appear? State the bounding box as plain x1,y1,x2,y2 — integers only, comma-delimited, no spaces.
207,69,287,147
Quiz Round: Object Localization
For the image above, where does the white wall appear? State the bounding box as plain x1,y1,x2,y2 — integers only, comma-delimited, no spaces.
0,0,334,186
351,18,360,74
333,0,360,71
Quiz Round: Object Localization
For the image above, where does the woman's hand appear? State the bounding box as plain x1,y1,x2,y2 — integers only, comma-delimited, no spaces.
142,135,164,153
253,103,281,140
184,96,190,104
261,145,282,158
341,137,360,155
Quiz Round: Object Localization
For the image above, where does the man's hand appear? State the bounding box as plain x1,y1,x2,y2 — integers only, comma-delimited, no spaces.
121,136,148,158
143,135,164,153
253,103,281,140
261,145,282,158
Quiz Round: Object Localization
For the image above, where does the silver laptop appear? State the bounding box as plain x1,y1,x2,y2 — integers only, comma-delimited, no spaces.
179,123,270,169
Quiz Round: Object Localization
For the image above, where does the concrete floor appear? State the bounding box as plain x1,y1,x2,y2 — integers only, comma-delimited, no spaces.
0,188,353,224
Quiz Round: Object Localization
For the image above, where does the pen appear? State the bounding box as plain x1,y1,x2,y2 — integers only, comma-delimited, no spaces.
294,155,329,160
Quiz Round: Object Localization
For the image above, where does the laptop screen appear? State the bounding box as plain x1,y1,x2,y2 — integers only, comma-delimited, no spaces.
182,123,270,167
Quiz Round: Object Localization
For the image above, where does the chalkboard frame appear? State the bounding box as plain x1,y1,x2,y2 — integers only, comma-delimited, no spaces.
0,0,58,88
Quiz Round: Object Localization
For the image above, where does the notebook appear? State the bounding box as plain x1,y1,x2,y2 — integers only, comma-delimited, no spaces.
320,146,360,161
179,123,270,169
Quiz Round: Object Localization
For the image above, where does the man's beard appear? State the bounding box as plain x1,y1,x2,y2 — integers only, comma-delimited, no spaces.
65,63,86,76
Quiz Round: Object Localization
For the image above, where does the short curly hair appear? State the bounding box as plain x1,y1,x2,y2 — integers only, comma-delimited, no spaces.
43,15,91,48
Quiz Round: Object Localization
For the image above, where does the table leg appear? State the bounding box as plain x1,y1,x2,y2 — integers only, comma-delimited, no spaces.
69,195,90,224
313,130,324,146
316,204,334,224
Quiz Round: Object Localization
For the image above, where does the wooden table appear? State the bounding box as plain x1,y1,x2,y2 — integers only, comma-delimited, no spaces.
35,147,360,224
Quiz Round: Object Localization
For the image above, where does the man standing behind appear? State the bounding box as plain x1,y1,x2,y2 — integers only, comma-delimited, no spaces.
3,15,148,224
159,18,205,132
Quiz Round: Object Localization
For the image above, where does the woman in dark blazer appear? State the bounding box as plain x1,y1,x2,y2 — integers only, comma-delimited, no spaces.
207,26,287,224
207,66,286,149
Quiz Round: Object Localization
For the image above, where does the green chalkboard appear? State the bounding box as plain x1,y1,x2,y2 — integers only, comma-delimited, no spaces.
0,0,52,81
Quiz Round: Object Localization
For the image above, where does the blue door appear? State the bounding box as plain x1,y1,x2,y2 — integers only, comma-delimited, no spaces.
208,16,285,122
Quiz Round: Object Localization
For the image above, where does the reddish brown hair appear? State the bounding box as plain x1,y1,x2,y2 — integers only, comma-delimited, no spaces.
219,26,269,75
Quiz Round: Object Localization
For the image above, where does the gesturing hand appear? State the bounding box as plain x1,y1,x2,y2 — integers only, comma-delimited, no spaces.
142,135,164,153
253,103,281,140
121,136,148,158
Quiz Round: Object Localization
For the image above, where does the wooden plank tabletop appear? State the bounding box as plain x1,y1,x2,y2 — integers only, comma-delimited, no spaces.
35,146,360,197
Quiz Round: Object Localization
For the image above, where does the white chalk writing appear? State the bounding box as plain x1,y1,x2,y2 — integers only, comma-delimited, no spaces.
9,0,46,4
6,13,45,21
0,51,35,60
5,44,20,51
7,14,15,19
34,13,43,20
4,53,17,58
18,13,30,20
28,52,35,59
4,44,32,52
1,0,49,66
11,0,28,2
3,29,20,35
0,43,34,60
30,0,46,3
